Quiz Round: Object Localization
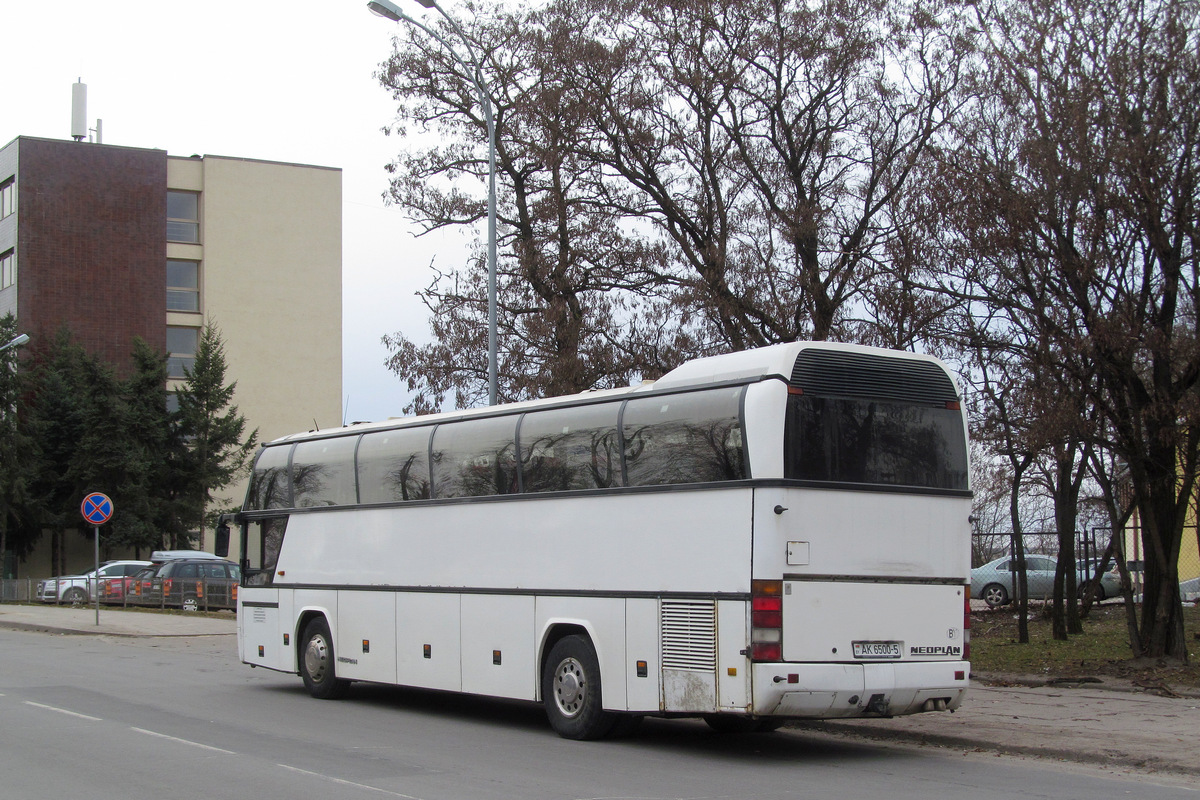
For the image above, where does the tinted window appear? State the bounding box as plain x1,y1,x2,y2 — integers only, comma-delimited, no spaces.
247,445,292,510
357,427,432,503
784,395,968,490
622,388,746,486
431,417,518,498
519,403,621,492
292,436,359,507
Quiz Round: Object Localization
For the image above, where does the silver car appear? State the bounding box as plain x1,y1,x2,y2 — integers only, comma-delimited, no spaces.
37,560,151,605
971,555,1121,608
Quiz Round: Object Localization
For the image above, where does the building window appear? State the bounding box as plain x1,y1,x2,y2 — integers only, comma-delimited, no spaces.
166,191,199,243
0,178,13,219
167,259,200,312
167,326,199,378
0,250,14,290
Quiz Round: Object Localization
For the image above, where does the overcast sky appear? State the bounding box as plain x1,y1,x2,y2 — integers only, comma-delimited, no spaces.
0,0,472,425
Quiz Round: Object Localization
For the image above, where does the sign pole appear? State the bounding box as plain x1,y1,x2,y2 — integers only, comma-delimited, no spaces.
94,524,100,626
80,492,114,627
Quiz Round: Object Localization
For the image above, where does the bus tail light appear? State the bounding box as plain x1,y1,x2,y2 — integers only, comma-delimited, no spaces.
963,585,971,661
750,579,783,662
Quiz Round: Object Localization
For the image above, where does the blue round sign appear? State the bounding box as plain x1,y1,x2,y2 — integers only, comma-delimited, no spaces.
81,492,114,525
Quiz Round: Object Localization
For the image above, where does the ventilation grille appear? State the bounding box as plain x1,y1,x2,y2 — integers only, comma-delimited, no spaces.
661,600,717,671
791,349,958,405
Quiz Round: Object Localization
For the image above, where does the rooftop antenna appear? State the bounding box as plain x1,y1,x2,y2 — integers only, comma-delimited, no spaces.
71,79,87,141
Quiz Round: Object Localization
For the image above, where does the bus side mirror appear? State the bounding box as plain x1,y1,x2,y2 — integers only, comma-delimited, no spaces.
214,522,230,558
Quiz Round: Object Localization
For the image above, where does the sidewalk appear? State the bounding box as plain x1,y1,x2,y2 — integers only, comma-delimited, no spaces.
0,601,235,637
802,676,1200,782
2,603,1197,781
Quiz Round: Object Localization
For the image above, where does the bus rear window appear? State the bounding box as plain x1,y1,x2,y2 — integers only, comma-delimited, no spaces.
784,395,967,490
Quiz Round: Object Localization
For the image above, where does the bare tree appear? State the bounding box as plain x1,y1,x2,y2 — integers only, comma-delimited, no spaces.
938,0,1200,659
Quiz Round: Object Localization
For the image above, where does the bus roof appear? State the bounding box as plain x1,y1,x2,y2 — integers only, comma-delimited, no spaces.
266,341,953,446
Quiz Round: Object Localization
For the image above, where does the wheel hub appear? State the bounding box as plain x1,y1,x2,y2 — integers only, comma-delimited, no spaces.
554,657,586,717
305,635,330,682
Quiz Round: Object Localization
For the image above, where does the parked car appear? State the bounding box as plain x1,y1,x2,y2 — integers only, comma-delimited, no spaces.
37,560,151,605
971,555,1122,608
102,551,226,604
126,558,241,611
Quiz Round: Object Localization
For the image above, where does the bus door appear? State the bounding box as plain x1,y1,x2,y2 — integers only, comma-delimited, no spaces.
239,516,294,673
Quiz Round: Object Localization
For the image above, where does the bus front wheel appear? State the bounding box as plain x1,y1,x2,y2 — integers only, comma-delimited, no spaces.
543,635,616,740
300,617,350,700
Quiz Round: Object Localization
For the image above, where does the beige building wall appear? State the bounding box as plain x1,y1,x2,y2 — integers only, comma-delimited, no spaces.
168,154,342,551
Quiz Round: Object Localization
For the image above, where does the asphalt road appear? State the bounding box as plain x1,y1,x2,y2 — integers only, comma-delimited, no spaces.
0,628,1193,800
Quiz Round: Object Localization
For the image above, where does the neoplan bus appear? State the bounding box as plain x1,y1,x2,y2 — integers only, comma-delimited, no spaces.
222,341,972,739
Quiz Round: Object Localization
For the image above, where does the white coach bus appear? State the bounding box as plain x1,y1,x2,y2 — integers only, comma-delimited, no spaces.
222,341,972,739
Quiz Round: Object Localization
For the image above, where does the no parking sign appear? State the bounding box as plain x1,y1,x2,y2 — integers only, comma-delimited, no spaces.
81,492,114,525
80,492,113,625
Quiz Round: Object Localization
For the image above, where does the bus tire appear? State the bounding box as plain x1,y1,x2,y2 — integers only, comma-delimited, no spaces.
543,635,616,740
300,617,350,700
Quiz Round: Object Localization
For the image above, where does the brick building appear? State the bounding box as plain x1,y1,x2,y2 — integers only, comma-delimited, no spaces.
0,136,343,578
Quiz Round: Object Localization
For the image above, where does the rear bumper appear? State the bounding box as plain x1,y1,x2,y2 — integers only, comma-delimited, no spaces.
752,660,969,718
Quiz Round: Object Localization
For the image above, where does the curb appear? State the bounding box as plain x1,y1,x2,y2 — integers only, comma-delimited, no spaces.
0,619,235,637
796,719,1200,779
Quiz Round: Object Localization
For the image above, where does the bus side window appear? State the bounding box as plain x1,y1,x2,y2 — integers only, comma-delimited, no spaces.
247,445,294,510
357,427,433,503
622,388,746,486
431,416,519,498
519,403,622,492
245,518,287,586
293,436,358,507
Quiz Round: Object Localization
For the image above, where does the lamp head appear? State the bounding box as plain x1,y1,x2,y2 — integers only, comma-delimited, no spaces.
367,0,403,22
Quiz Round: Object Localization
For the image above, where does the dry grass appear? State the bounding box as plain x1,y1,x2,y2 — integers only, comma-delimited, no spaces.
970,602,1200,690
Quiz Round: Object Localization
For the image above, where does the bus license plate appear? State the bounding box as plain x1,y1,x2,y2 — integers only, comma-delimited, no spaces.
852,641,901,659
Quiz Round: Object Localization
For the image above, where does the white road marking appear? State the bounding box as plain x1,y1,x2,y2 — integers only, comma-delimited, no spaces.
23,701,101,721
277,763,425,799
130,727,236,754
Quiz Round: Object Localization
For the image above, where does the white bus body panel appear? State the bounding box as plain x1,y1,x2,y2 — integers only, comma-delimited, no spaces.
624,598,662,711
461,594,536,700
753,487,972,581
396,592,462,692
275,490,753,595
238,587,292,676
337,591,398,684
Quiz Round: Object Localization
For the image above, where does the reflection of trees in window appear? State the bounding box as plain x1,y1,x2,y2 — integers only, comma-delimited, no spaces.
431,418,518,498
357,429,432,504
292,438,358,507
384,453,431,501
248,446,291,509
622,388,746,486
292,462,333,507
624,419,745,486
785,396,967,489
522,428,620,491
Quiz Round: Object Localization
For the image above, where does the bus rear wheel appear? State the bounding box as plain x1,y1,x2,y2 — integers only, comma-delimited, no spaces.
543,635,616,740
300,617,350,700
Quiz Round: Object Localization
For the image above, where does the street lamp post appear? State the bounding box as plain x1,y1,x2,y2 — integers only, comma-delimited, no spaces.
0,332,25,585
0,333,29,353
368,0,499,406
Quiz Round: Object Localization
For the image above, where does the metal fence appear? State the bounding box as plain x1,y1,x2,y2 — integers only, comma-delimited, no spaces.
0,577,237,612
972,526,1200,603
